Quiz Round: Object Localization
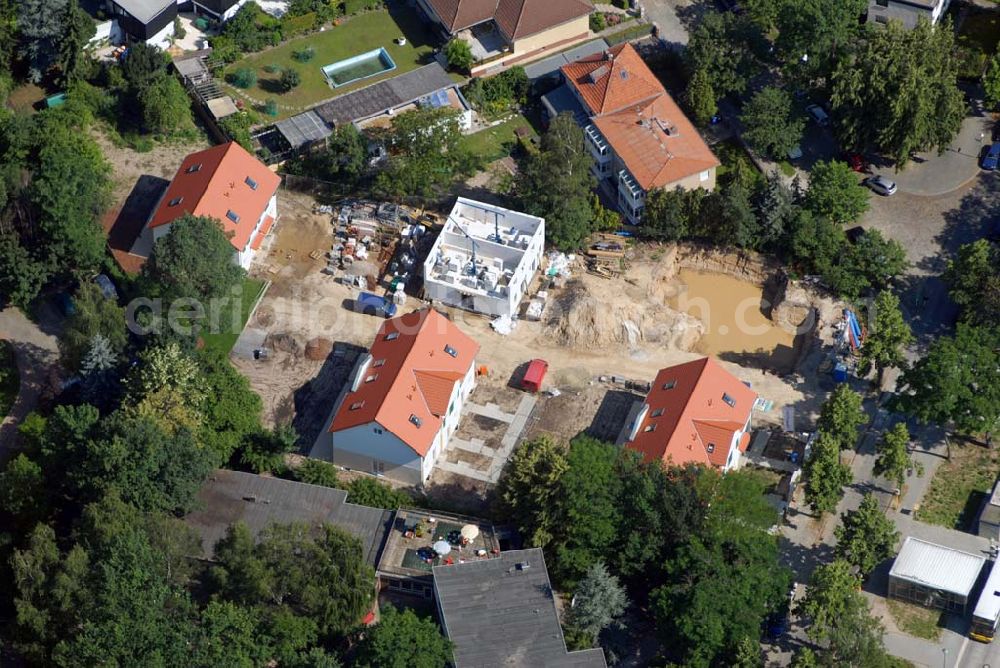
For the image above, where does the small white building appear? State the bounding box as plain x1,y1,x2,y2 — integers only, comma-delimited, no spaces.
867,0,951,28
423,198,545,318
324,308,480,487
888,536,985,614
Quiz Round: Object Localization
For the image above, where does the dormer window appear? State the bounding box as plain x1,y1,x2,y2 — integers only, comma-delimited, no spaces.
722,393,736,407
226,210,240,223
350,400,365,410
662,380,676,390
245,176,258,190
385,332,400,341
444,344,457,358
409,414,422,428
169,196,183,206
186,163,202,173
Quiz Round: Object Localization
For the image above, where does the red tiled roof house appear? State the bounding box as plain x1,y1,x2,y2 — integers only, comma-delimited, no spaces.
146,142,281,270
560,43,720,225
620,357,757,472
416,0,594,74
325,309,480,486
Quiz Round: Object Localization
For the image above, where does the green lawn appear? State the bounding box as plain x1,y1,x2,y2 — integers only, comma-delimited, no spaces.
458,115,536,166
0,340,18,417
200,278,266,356
886,599,943,642
224,8,439,119
915,442,1000,530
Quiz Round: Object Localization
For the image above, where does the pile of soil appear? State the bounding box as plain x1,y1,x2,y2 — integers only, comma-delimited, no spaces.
266,332,301,354
305,337,333,361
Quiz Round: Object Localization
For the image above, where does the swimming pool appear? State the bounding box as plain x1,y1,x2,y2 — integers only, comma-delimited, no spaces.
321,47,396,88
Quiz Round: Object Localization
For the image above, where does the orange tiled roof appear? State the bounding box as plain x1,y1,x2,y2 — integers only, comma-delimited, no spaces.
329,309,480,457
626,357,757,469
148,142,281,254
562,43,719,190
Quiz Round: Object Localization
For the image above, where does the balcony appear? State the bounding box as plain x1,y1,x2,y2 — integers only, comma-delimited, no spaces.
618,169,645,205
585,124,610,162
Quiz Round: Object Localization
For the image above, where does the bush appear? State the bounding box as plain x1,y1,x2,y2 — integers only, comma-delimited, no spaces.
445,37,474,72
173,16,186,40
462,66,529,119
264,98,278,116
227,67,258,88
292,46,316,62
281,12,317,38
280,67,302,91
343,0,381,14
589,12,606,32
263,63,281,73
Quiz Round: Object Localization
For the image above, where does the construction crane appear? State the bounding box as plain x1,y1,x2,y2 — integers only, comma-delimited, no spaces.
449,216,479,276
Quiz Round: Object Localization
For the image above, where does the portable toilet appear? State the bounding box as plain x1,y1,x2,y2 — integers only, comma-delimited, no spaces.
520,359,548,393
832,362,848,383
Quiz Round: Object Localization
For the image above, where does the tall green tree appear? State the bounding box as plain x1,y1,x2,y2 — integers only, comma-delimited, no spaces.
126,342,207,432
140,73,193,134
642,186,705,242
817,384,867,450
495,435,569,549
197,349,263,462
858,290,913,380
700,182,760,248
56,0,95,86
686,11,761,97
685,67,717,127
985,53,1000,109
567,561,628,638
898,324,1000,435
210,521,376,637
754,171,795,251
18,0,71,81
741,87,804,159
803,160,869,225
240,424,298,473
774,0,867,85
513,113,596,250
802,432,852,514
354,604,452,668
60,282,128,373
873,422,922,490
0,233,48,308
944,239,1000,327
830,18,965,166
834,493,899,576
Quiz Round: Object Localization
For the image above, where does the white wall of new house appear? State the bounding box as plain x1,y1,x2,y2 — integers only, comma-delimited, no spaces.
867,0,949,28
237,193,278,270
419,362,477,480
332,423,425,486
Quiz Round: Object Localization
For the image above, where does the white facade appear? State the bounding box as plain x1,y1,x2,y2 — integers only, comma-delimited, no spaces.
867,0,950,28
330,357,476,486
423,198,545,318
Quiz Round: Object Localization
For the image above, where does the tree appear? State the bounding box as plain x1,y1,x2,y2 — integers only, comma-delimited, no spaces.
294,459,340,488
789,209,845,277
0,233,48,308
899,324,1000,435
567,561,628,638
741,87,804,159
140,73,192,134
120,41,167,94
642,186,705,242
944,239,1000,327
830,18,965,166
797,559,861,642
374,107,473,200
0,454,49,532
686,11,761,97
872,422,922,491
495,435,569,549
344,476,412,509
842,229,908,297
142,213,246,305
126,343,206,432
280,67,302,91
803,160,869,225
60,282,127,372
210,521,376,637
240,424,297,473
774,0,867,85
590,192,621,231
802,432,852,514
733,635,762,668
198,349,263,462
858,290,913,380
229,67,258,88
685,67,717,127
551,436,621,585
817,385,867,450
985,53,1000,109
701,182,759,248
835,493,899,576
444,37,474,72
18,0,71,81
191,601,270,668
354,604,453,668
56,0,95,86
513,113,596,250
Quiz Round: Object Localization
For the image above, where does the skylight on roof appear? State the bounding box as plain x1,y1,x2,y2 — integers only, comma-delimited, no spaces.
385,332,400,341
722,393,736,408
186,163,202,173
365,374,378,383
373,359,386,367
651,408,664,418
707,443,715,453
226,210,240,223
169,196,183,206
409,414,422,428
245,176,258,190
662,380,676,390
350,400,365,410
444,344,457,358
644,423,656,433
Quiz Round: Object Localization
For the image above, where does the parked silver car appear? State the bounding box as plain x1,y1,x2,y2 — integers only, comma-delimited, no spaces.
806,104,829,126
865,175,897,196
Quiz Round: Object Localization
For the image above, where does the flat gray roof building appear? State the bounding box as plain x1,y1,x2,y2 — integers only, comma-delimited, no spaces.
433,548,607,667
185,469,393,567
888,536,986,613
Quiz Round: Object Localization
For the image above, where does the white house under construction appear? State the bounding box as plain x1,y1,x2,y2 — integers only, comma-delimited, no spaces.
423,198,545,317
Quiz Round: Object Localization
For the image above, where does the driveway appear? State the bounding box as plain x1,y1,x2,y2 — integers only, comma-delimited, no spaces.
0,306,61,461
639,0,715,48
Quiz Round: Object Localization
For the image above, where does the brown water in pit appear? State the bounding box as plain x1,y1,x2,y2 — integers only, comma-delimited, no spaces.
669,269,798,371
